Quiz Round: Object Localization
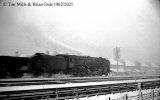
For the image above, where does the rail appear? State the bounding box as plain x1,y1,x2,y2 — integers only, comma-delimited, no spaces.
0,75,159,87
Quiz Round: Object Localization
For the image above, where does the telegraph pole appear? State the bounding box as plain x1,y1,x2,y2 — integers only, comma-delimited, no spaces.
114,47,120,72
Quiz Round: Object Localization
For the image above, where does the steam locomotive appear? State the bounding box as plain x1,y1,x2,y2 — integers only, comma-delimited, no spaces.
0,53,110,78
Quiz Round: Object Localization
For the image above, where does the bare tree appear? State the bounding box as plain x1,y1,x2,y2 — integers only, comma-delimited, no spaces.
120,59,126,66
134,60,142,67
146,62,152,67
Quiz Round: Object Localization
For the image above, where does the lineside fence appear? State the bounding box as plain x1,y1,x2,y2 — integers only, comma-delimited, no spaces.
0,78,160,100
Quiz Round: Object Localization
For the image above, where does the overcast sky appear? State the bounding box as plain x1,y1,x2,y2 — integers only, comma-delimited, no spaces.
0,0,160,65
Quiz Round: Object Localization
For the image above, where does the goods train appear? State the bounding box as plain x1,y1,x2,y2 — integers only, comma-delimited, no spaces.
0,53,110,78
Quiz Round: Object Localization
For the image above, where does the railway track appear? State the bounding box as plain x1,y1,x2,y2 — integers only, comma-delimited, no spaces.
0,75,160,99
0,75,159,87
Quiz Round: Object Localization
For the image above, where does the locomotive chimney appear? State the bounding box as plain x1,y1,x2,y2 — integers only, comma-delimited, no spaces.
15,51,19,57
45,51,49,55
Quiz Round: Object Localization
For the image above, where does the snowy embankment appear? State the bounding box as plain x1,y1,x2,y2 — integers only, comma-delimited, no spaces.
69,88,160,100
